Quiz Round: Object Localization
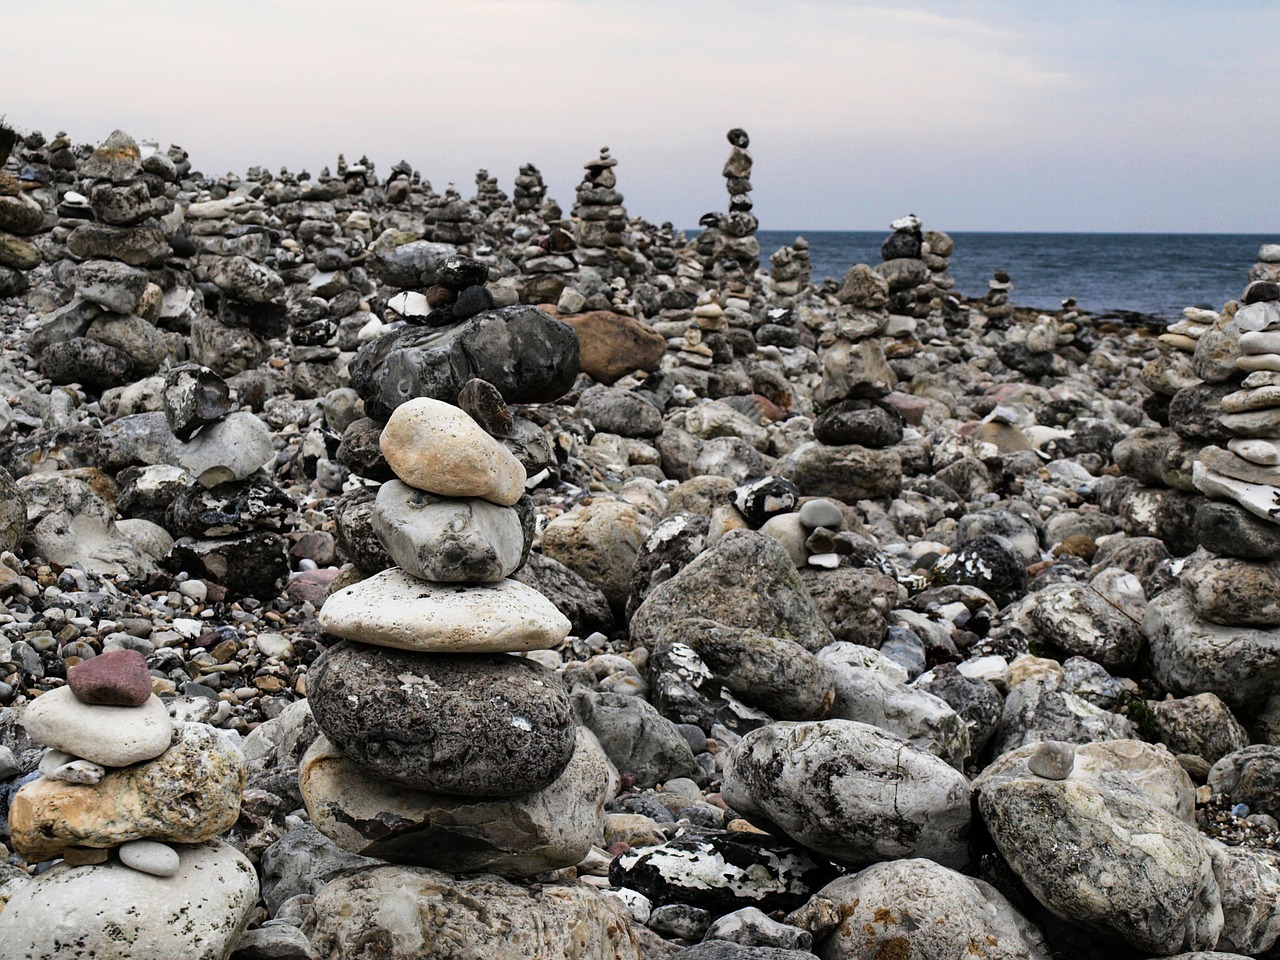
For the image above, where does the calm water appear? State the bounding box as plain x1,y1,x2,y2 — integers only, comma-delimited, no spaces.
754,230,1275,321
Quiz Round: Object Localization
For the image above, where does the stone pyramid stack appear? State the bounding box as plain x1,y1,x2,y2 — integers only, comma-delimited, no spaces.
0,648,257,958
573,147,628,272
301,393,616,877
718,127,760,275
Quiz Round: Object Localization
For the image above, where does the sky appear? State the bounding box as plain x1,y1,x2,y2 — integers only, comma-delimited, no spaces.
6,0,1279,233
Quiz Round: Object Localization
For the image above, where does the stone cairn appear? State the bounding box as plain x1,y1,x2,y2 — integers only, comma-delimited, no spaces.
38,131,173,393
0,648,257,956
766,235,813,303
299,385,619,879
512,162,548,215
983,268,1015,326
1118,243,1280,732
0,124,46,298
876,214,954,319
573,147,629,273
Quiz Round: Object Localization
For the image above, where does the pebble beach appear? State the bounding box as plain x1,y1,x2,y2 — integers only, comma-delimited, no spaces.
0,124,1279,959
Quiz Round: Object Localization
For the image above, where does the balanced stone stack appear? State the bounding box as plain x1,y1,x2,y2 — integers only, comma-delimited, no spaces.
766,235,812,302
512,162,549,215
0,648,257,959
717,127,760,275
573,147,629,273
189,168,287,379
472,168,508,216
38,130,173,391
1248,242,1280,290
983,269,1015,326
0,126,46,298
425,183,476,245
875,214,935,319
301,395,618,878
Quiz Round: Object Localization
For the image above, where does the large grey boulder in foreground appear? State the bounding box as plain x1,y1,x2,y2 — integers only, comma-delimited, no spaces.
722,719,971,869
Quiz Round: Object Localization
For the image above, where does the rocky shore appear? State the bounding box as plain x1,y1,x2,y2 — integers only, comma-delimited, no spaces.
0,124,1279,959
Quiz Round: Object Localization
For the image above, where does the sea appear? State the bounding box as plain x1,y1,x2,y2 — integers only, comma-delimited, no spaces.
751,231,1276,323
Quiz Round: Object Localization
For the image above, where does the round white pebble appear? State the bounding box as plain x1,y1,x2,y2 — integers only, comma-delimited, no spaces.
118,840,181,877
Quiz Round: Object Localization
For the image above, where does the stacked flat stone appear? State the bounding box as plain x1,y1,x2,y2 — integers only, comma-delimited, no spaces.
512,162,548,214
426,183,476,245
0,126,47,298
766,235,812,302
983,269,1015,326
185,162,287,379
0,648,257,958
573,147,629,272
473,168,508,216
158,363,294,600
304,394,616,876
1248,242,1280,290
717,127,760,275
33,131,173,392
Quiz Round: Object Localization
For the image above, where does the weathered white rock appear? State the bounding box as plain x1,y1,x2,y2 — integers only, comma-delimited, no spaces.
721,719,971,869
302,865,641,959
811,859,1052,960
172,410,274,487
21,688,172,767
38,748,106,785
0,841,257,960
319,568,570,653
380,397,526,506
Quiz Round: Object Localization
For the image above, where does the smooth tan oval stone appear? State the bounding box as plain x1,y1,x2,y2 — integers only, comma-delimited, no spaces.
20,687,173,767
319,567,571,653
380,397,526,506
8,723,247,861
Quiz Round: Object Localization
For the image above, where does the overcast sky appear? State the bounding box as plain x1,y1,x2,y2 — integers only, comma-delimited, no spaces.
8,1,1279,233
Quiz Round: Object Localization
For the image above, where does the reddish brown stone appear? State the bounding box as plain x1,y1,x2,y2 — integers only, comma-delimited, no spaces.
286,568,340,606
561,310,667,385
66,648,153,707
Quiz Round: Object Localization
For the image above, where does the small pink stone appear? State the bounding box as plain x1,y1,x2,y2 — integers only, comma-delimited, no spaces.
67,649,153,707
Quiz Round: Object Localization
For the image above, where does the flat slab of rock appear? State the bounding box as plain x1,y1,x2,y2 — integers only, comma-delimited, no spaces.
20,687,171,766
0,841,257,960
9,723,246,861
300,728,612,878
319,568,570,653
303,864,639,960
307,642,575,796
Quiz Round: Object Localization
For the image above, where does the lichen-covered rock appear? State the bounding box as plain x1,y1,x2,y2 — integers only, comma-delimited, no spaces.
976,740,1223,955
722,719,972,869
777,442,902,503
1026,581,1145,671
632,530,834,652
0,841,257,960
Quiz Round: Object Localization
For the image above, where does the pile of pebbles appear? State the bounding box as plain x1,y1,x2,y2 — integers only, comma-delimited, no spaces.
3,120,1280,960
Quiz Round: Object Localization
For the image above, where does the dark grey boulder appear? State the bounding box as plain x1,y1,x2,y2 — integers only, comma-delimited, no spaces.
349,305,580,420
307,642,576,797
571,687,701,789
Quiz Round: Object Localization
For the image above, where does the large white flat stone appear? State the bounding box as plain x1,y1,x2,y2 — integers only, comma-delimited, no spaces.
20,688,172,767
319,568,570,653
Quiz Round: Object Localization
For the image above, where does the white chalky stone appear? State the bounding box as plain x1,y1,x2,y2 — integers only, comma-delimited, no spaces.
118,839,181,877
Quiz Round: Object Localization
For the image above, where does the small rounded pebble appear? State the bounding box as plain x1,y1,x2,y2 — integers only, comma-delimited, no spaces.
118,839,181,877
798,498,844,530
1233,803,1252,818
1028,741,1075,780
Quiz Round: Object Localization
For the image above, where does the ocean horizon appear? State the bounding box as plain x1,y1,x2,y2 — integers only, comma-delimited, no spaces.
706,230,1280,321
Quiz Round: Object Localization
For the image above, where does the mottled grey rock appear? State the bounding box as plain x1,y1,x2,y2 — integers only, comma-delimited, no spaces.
1209,746,1280,818
85,313,169,376
163,364,233,441
659,618,835,721
38,337,132,389
702,906,812,952
722,719,972,869
67,223,170,266
1026,581,1145,670
164,531,288,598
810,859,1051,960
976,740,1222,955
0,467,26,554
1214,843,1280,957
308,642,574,796
212,255,284,304
1145,590,1280,715
302,864,640,960
190,315,270,377
259,824,381,915
812,399,903,448
579,384,663,438
166,474,294,537
819,643,969,768
993,671,1134,756
632,530,834,652
80,129,143,182
1193,501,1280,560
1181,554,1280,627
1149,694,1249,767
572,687,701,788
73,260,149,313
372,480,523,582
513,550,614,636
541,499,650,610
796,566,898,647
